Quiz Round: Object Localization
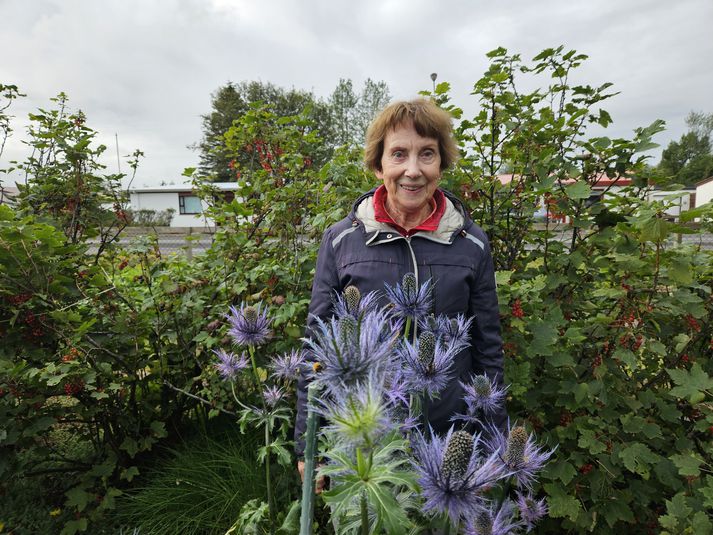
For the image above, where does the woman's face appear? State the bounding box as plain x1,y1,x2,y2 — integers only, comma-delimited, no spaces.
375,122,442,226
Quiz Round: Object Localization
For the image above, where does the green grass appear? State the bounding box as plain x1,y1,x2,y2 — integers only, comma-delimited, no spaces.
116,427,272,535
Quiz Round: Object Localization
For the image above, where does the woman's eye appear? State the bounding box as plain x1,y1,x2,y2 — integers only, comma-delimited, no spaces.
421,150,436,161
392,150,405,160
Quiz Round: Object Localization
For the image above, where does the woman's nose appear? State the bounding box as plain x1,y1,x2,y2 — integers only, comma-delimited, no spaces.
404,155,422,178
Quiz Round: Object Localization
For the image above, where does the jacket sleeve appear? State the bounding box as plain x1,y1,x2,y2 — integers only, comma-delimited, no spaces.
469,235,508,431
294,228,341,457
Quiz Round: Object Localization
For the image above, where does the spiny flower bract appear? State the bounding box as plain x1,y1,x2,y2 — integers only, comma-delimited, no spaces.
213,349,249,381
303,306,397,396
451,374,508,424
418,313,474,353
398,332,458,399
411,426,509,525
384,273,433,320
516,492,548,532
486,424,556,489
226,302,272,347
332,286,380,319
465,500,522,535
316,378,391,448
262,385,285,408
270,349,305,382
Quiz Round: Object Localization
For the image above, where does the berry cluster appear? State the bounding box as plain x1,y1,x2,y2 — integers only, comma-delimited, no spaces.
511,299,525,319
7,293,32,305
64,379,85,396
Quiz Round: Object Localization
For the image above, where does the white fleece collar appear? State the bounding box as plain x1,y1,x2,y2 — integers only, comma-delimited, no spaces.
354,193,465,244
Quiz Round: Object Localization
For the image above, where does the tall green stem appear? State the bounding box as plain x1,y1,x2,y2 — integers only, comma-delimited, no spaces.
265,421,274,534
247,345,273,533
360,493,369,535
300,382,320,535
403,316,411,343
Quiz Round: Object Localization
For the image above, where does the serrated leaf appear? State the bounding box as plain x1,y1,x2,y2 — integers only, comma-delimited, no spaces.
121,466,140,482
670,453,702,477
667,363,713,404
544,483,581,521
565,181,592,200
543,460,577,485
578,429,606,454
65,487,91,512
619,443,658,478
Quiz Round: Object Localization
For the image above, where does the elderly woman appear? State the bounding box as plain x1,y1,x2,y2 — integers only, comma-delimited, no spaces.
295,98,506,478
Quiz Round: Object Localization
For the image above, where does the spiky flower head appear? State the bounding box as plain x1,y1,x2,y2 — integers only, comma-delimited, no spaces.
269,349,305,383
303,306,397,397
516,492,548,532
398,334,457,399
465,501,521,535
442,430,474,481
226,302,272,347
213,349,249,381
418,313,474,353
316,379,391,448
412,427,509,525
262,385,285,408
486,423,555,489
452,375,508,424
332,287,380,320
384,273,433,320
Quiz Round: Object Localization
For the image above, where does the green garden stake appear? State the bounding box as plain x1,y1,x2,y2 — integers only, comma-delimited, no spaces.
299,381,320,535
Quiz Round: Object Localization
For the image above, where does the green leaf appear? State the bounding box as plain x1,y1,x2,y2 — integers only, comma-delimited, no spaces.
578,429,606,454
529,320,558,356
659,493,692,531
65,487,91,512
670,453,703,477
60,517,88,535
667,363,713,404
544,483,582,521
618,443,659,478
543,459,577,485
565,181,592,200
120,466,140,482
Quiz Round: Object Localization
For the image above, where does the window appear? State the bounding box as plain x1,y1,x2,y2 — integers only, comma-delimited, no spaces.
179,194,202,214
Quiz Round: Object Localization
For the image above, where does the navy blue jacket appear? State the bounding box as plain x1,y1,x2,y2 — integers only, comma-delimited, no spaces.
294,189,506,456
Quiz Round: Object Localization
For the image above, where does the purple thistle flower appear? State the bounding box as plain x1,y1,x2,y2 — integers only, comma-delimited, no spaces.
213,349,249,381
384,273,433,320
332,286,381,320
418,313,474,353
516,492,548,532
465,500,522,535
303,306,397,397
269,349,305,382
411,426,510,525
398,332,458,399
262,385,285,408
226,302,271,347
451,374,508,424
486,424,556,489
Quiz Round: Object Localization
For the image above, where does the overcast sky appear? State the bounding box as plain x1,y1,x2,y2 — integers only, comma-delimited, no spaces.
1,0,711,188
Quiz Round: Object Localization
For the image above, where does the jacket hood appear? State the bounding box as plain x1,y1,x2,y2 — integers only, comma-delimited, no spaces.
350,188,470,244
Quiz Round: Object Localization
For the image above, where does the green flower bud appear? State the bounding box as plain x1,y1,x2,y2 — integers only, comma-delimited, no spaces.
441,430,473,480
403,273,417,298
343,285,361,315
339,315,358,346
473,511,492,535
472,374,492,398
505,426,528,468
417,331,436,370
243,305,258,324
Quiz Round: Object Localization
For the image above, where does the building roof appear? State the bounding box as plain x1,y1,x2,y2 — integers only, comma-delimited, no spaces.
496,173,632,187
129,182,239,193
695,175,713,188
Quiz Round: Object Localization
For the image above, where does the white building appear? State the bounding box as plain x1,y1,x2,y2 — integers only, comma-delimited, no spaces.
129,183,239,227
696,176,713,207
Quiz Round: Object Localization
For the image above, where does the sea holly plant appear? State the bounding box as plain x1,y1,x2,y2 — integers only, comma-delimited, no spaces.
297,281,555,534
214,301,306,535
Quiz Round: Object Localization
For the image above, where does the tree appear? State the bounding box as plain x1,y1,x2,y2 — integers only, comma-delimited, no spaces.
327,78,391,147
196,78,391,181
195,81,332,181
656,111,713,187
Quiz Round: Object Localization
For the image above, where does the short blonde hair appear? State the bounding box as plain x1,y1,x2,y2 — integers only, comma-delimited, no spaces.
364,98,459,172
